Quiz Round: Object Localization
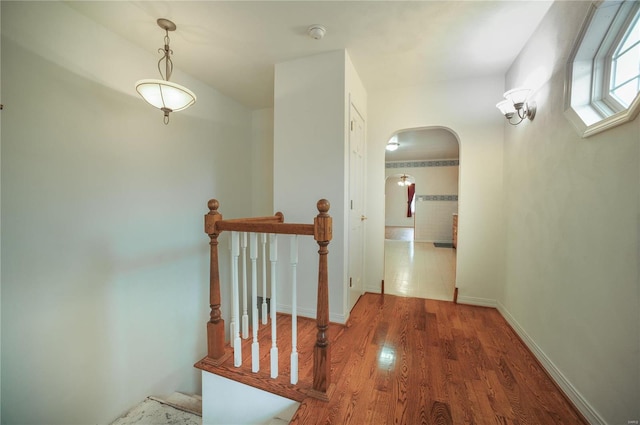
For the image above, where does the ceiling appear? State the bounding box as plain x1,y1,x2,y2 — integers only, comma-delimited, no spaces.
67,1,553,111
385,127,459,162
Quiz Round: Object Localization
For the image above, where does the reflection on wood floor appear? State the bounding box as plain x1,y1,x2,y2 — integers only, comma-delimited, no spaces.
385,226,456,301
291,293,587,425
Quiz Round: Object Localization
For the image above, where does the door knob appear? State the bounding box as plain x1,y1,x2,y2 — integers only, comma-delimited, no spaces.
361,215,367,221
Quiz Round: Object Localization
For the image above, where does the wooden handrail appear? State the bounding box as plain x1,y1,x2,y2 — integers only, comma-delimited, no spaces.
216,221,314,236
203,198,332,399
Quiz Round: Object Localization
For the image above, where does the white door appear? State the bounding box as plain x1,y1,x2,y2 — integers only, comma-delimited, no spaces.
348,104,366,312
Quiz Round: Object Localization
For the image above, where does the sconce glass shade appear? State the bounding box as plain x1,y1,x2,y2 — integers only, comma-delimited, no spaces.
496,99,516,116
136,79,197,112
503,87,531,108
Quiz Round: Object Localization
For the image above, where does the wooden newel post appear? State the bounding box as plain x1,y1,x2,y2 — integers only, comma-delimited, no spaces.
313,199,332,396
205,199,226,360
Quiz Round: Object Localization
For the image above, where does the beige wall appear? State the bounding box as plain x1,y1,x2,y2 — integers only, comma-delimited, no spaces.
273,50,367,323
366,76,506,302
500,2,640,423
385,162,459,241
1,2,253,423
384,176,415,227
251,108,274,217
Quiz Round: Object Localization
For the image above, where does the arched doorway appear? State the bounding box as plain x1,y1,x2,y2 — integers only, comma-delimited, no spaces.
383,127,460,301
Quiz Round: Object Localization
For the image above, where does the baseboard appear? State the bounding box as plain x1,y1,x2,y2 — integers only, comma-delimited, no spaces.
364,284,382,294
456,295,497,308
496,301,606,425
276,303,347,325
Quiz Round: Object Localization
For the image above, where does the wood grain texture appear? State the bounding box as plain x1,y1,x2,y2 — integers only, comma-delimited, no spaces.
197,293,588,424
290,294,587,425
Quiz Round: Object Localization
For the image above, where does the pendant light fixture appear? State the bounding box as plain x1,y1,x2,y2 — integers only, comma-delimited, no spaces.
136,18,196,124
398,174,412,186
386,135,400,151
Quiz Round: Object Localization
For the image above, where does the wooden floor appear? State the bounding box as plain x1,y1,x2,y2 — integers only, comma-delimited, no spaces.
198,293,587,425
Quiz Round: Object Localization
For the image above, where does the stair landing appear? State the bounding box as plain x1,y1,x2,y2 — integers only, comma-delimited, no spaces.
195,313,344,402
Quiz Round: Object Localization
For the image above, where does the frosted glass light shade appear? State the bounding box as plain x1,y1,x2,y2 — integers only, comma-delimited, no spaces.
496,99,516,115
135,79,196,112
386,141,399,151
503,88,531,107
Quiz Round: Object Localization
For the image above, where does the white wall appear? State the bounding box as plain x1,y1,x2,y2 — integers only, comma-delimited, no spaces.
344,51,368,317
500,2,640,424
384,177,415,227
273,50,366,324
366,77,505,301
1,2,253,424
273,51,347,323
202,372,298,425
251,108,274,217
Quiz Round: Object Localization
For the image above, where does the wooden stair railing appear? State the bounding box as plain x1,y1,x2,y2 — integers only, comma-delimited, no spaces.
198,198,332,400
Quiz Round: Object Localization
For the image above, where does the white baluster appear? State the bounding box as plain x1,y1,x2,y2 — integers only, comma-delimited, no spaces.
231,231,242,367
241,232,249,339
269,233,278,378
290,235,299,384
261,233,268,325
228,234,236,350
250,233,260,373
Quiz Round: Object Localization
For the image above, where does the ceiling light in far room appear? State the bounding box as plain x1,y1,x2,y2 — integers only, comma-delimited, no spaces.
136,18,196,125
386,136,400,151
496,87,536,126
398,174,412,186
307,24,326,40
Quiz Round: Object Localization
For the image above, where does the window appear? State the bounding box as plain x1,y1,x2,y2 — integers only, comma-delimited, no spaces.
565,1,640,137
609,10,640,107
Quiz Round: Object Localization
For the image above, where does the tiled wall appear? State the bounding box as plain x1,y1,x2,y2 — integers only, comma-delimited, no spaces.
386,160,459,241
415,197,458,242
386,160,459,168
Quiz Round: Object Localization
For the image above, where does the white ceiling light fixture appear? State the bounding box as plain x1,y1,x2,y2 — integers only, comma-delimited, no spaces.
307,24,326,40
136,18,196,124
397,174,412,186
386,136,400,151
496,87,536,125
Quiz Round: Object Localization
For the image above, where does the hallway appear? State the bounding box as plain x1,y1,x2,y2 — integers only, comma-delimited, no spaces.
384,227,456,301
291,293,587,424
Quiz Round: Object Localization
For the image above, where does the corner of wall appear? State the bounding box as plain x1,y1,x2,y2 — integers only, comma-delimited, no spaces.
496,302,607,425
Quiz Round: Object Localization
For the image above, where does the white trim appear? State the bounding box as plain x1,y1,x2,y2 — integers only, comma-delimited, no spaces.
364,284,382,294
277,303,347,325
583,96,640,137
565,0,640,138
565,98,640,138
496,301,607,425
456,295,497,308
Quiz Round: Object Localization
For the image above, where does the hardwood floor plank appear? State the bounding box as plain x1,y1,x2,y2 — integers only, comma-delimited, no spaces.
198,293,587,425
430,400,454,425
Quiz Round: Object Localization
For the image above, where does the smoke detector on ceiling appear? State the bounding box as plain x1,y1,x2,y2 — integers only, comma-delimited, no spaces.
307,25,326,40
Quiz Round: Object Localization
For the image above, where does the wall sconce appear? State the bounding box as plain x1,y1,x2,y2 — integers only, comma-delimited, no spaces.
386,136,400,151
136,19,196,124
496,87,536,125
